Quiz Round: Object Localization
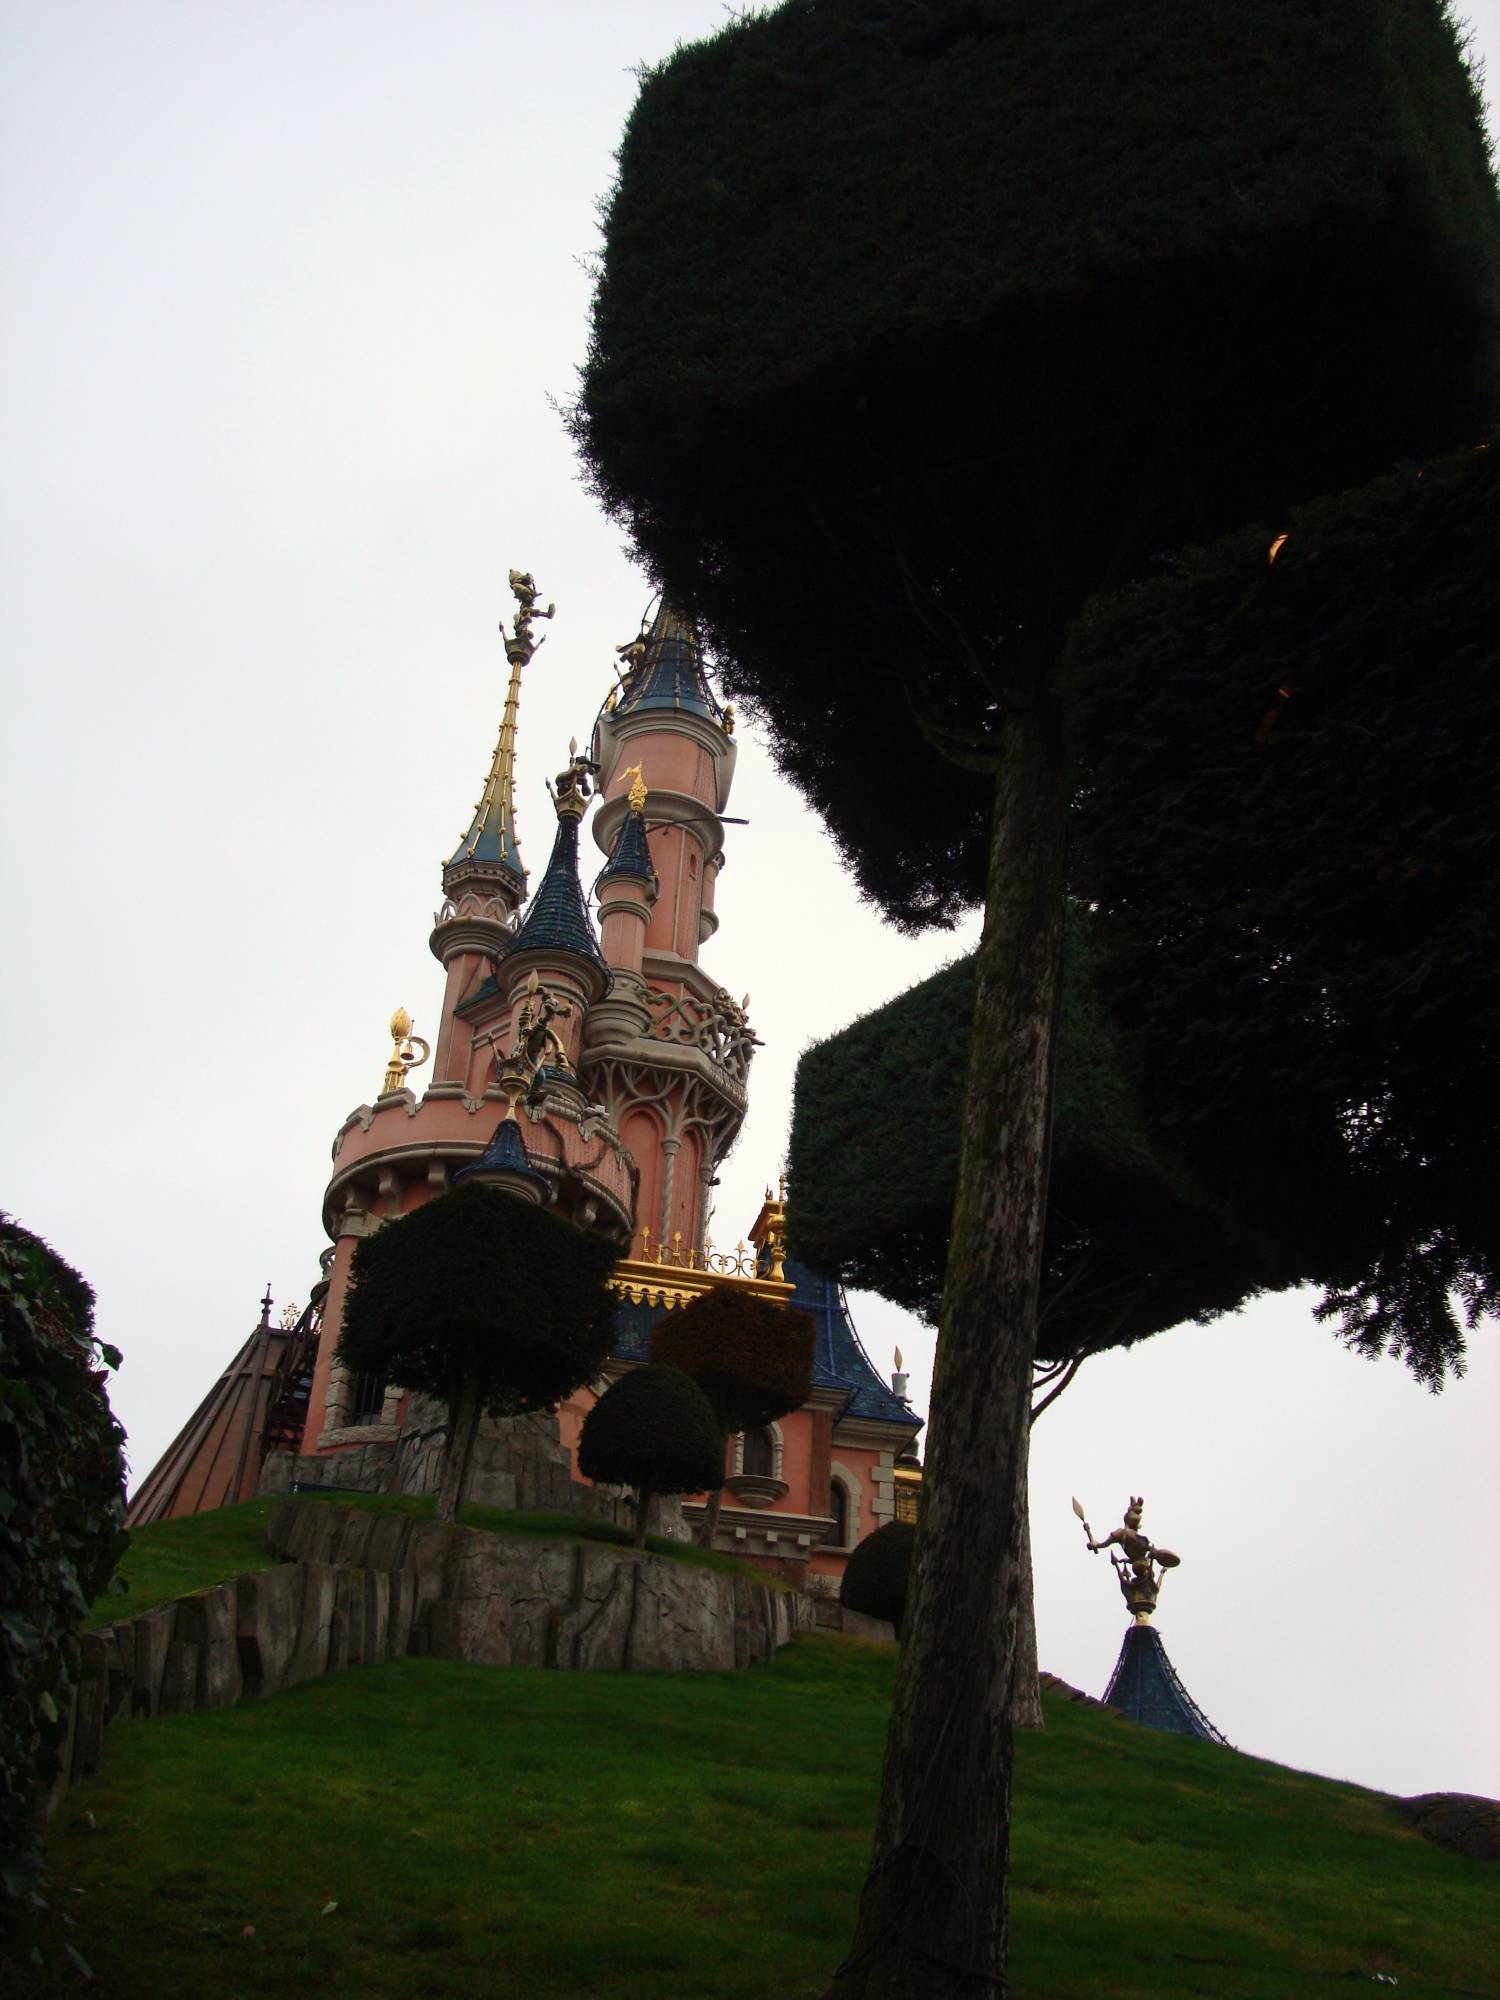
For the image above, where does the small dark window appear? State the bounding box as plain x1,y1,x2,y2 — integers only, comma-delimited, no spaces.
348,1373,387,1426
828,1480,849,1547
742,1427,774,1477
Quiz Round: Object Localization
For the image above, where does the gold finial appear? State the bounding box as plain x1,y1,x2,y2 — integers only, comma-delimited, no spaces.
622,763,648,813
382,1007,431,1095
1073,1494,1181,1626
894,1346,904,1372
723,701,736,736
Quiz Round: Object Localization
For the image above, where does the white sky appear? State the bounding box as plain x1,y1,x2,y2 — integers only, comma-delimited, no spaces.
3,0,1497,1803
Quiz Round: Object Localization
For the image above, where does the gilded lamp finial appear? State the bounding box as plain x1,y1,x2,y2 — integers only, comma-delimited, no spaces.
382,1007,431,1095
1073,1494,1181,1626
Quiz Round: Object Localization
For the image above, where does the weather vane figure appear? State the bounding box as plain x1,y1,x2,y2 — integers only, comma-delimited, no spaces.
1072,1493,1180,1625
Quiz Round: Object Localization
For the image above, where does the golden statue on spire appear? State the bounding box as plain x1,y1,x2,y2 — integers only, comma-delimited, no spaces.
1073,1494,1181,1625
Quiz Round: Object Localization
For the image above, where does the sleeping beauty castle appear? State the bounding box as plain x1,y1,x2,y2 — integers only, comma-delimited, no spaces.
127,573,919,1585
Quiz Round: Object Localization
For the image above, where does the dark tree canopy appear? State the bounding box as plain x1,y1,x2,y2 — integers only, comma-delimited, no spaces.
338,1184,618,1417
841,1520,917,1632
1065,441,1500,1383
788,921,1271,1358
578,0,1500,927
577,1365,725,1502
649,1288,816,1433
791,443,1500,1385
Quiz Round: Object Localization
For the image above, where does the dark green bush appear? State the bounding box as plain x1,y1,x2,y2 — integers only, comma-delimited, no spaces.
1,1217,127,1944
840,1520,917,1631
578,1365,724,1546
649,1288,815,1433
338,1184,618,1417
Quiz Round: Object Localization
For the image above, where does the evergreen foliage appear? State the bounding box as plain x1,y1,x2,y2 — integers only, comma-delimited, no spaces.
577,1364,724,1546
338,1185,618,1420
840,1520,917,1632
1,1218,127,1940
649,1288,816,1434
1066,441,1500,1383
577,0,1500,927
788,919,1270,1355
791,444,1500,1385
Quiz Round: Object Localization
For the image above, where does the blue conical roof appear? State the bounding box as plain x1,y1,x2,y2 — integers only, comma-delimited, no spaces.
613,599,727,725
1103,1625,1231,1744
454,1113,550,1197
511,811,605,967
599,803,655,884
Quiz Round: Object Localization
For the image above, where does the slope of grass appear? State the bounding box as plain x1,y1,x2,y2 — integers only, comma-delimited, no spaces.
31,1638,1499,2000
94,1493,778,1625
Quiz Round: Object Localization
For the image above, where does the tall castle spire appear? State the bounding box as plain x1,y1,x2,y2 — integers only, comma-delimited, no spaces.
439,570,554,915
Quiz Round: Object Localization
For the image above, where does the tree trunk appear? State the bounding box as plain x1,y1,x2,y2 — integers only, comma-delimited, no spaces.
1010,1436,1043,1731
435,1378,482,1527
704,1464,732,1552
634,1484,655,1549
827,695,1069,2000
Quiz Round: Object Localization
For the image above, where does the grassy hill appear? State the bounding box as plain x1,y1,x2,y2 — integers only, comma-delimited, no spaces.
28,1508,1499,1999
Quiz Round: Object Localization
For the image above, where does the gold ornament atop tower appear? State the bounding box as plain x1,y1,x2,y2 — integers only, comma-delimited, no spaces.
1073,1494,1181,1625
381,1007,431,1095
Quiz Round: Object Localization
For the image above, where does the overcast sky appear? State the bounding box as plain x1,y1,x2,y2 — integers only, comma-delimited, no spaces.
3,1,1497,1804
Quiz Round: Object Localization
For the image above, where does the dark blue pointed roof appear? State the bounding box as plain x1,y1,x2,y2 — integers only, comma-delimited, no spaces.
783,1261,919,1426
608,1257,919,1434
511,811,605,968
613,599,728,726
598,804,655,885
1103,1624,1231,1744
453,1113,550,1198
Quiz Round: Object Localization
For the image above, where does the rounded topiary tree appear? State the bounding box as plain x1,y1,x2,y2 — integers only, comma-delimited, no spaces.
841,1520,917,1633
650,1287,815,1545
1,1217,127,1948
577,1364,723,1547
338,1182,619,1525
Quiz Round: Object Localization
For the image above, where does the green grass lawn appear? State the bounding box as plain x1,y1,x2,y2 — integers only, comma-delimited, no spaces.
29,1636,1499,2000
92,1492,779,1625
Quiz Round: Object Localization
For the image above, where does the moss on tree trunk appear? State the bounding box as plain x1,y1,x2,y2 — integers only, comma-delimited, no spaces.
829,695,1068,1997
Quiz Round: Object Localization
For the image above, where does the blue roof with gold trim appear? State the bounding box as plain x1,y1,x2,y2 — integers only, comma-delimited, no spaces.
612,598,727,725
609,1258,919,1434
511,812,605,968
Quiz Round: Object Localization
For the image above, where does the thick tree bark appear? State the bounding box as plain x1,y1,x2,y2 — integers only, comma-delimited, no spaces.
1010,1432,1043,1731
698,1477,726,1550
827,695,1069,1999
435,1378,482,1527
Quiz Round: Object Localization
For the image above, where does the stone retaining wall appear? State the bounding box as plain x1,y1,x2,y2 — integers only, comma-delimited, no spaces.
53,1503,837,1809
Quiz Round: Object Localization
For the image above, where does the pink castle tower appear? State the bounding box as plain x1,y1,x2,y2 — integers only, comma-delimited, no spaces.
128,575,920,1583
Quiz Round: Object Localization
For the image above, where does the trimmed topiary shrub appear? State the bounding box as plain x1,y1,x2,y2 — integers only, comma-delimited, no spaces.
577,1364,724,1547
650,1287,815,1544
1,1217,127,1950
840,1520,917,1633
338,1184,618,1524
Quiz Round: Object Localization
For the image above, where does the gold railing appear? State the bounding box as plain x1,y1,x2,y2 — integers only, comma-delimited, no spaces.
609,1196,792,1310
